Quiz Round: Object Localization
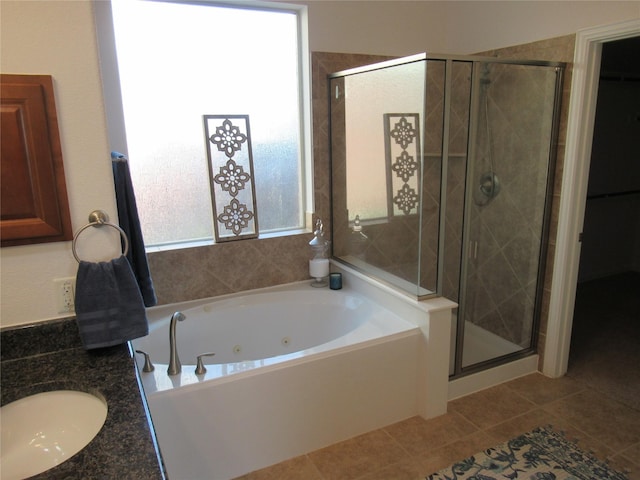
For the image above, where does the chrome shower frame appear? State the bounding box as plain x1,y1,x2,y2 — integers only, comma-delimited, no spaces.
453,59,565,378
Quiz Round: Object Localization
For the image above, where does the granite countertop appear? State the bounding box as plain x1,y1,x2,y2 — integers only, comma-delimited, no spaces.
1,318,165,480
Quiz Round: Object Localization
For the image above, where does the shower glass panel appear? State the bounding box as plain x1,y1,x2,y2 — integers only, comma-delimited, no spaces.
330,55,432,297
329,53,564,378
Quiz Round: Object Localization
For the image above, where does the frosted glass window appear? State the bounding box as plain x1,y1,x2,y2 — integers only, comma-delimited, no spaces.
111,0,304,246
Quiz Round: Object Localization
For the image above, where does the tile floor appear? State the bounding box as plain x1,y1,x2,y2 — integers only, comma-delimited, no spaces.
236,373,639,479
237,273,640,480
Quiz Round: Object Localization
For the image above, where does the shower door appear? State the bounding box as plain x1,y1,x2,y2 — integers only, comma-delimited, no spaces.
453,61,563,374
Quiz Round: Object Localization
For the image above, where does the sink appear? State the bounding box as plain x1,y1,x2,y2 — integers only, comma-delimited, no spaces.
0,390,108,480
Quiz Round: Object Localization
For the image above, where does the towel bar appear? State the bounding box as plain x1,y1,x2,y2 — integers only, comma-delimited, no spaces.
72,210,129,262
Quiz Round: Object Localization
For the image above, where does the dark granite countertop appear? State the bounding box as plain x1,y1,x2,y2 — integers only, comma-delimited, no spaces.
1,318,165,480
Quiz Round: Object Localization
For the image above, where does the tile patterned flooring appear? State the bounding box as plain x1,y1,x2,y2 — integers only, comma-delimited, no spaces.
237,273,639,479
236,373,640,479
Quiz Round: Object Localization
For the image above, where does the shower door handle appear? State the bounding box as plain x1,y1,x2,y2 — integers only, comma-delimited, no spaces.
468,240,479,259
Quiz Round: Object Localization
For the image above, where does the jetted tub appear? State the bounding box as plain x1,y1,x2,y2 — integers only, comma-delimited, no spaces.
133,280,425,480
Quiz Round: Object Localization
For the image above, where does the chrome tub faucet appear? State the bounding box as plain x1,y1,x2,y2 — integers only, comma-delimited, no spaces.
168,311,186,375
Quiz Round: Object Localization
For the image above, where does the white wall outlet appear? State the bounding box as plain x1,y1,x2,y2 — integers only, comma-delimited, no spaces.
54,277,76,314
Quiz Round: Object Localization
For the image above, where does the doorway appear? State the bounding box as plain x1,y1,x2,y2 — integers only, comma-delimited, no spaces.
543,19,640,378
567,37,640,410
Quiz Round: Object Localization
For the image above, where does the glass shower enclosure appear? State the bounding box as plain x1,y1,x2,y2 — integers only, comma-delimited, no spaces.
329,53,564,378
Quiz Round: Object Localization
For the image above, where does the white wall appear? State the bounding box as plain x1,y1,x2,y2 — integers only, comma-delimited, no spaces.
1,1,120,327
297,1,640,56
441,1,640,54
1,0,639,328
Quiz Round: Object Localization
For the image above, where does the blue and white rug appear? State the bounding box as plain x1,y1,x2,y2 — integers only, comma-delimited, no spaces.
426,426,629,480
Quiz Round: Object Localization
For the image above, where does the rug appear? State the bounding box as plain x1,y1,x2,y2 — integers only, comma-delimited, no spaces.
426,426,629,480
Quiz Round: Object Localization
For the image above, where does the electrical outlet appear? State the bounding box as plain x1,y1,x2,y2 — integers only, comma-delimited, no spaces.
54,277,75,314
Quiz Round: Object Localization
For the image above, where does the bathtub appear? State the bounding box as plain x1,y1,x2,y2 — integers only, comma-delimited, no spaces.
133,270,454,479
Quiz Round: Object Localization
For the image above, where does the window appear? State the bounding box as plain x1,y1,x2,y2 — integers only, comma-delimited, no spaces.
107,0,309,247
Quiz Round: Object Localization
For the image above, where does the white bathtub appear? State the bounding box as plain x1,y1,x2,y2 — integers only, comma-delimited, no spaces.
133,270,455,480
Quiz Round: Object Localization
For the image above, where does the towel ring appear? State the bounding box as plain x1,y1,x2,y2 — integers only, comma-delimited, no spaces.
72,210,129,263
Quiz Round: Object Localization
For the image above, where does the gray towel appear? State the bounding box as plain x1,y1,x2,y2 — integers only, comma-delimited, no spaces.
112,152,157,307
75,255,148,350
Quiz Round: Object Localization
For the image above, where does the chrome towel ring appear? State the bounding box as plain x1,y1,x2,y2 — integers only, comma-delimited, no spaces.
72,210,129,263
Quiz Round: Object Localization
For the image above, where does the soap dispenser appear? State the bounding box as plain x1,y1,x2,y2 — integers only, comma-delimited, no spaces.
309,218,330,287
350,214,368,258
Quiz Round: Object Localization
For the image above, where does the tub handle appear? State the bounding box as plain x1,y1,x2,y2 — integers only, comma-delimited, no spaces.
135,350,155,373
195,352,216,375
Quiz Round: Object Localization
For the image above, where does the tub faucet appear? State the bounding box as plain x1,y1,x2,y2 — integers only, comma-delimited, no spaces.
168,311,186,375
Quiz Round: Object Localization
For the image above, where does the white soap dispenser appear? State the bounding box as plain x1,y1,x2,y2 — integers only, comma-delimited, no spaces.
309,218,330,287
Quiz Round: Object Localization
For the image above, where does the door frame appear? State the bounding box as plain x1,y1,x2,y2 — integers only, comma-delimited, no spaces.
543,18,640,378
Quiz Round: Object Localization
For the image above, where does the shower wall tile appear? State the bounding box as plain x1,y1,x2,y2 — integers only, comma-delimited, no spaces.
548,191,562,249
543,243,557,292
537,332,547,370
148,234,311,304
498,289,535,346
553,144,566,195
503,229,542,289
539,287,551,335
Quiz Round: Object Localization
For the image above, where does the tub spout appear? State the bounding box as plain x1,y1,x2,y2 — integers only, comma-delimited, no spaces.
168,311,186,375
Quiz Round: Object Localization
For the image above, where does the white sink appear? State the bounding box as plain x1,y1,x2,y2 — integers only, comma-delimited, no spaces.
0,390,108,480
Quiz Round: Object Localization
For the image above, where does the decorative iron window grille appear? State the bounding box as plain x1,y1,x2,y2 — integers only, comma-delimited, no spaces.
204,115,259,241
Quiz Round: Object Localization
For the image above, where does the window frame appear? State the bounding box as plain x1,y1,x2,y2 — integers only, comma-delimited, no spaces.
93,0,312,250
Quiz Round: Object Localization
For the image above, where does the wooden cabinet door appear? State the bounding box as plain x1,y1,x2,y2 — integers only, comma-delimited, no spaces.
1,74,72,247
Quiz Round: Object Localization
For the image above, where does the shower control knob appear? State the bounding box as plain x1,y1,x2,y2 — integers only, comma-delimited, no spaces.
135,350,155,373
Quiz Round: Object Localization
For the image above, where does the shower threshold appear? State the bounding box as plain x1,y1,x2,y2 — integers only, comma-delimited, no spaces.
448,318,538,399
462,321,522,366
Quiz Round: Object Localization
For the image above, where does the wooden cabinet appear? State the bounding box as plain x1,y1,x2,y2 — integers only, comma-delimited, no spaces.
1,74,72,247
